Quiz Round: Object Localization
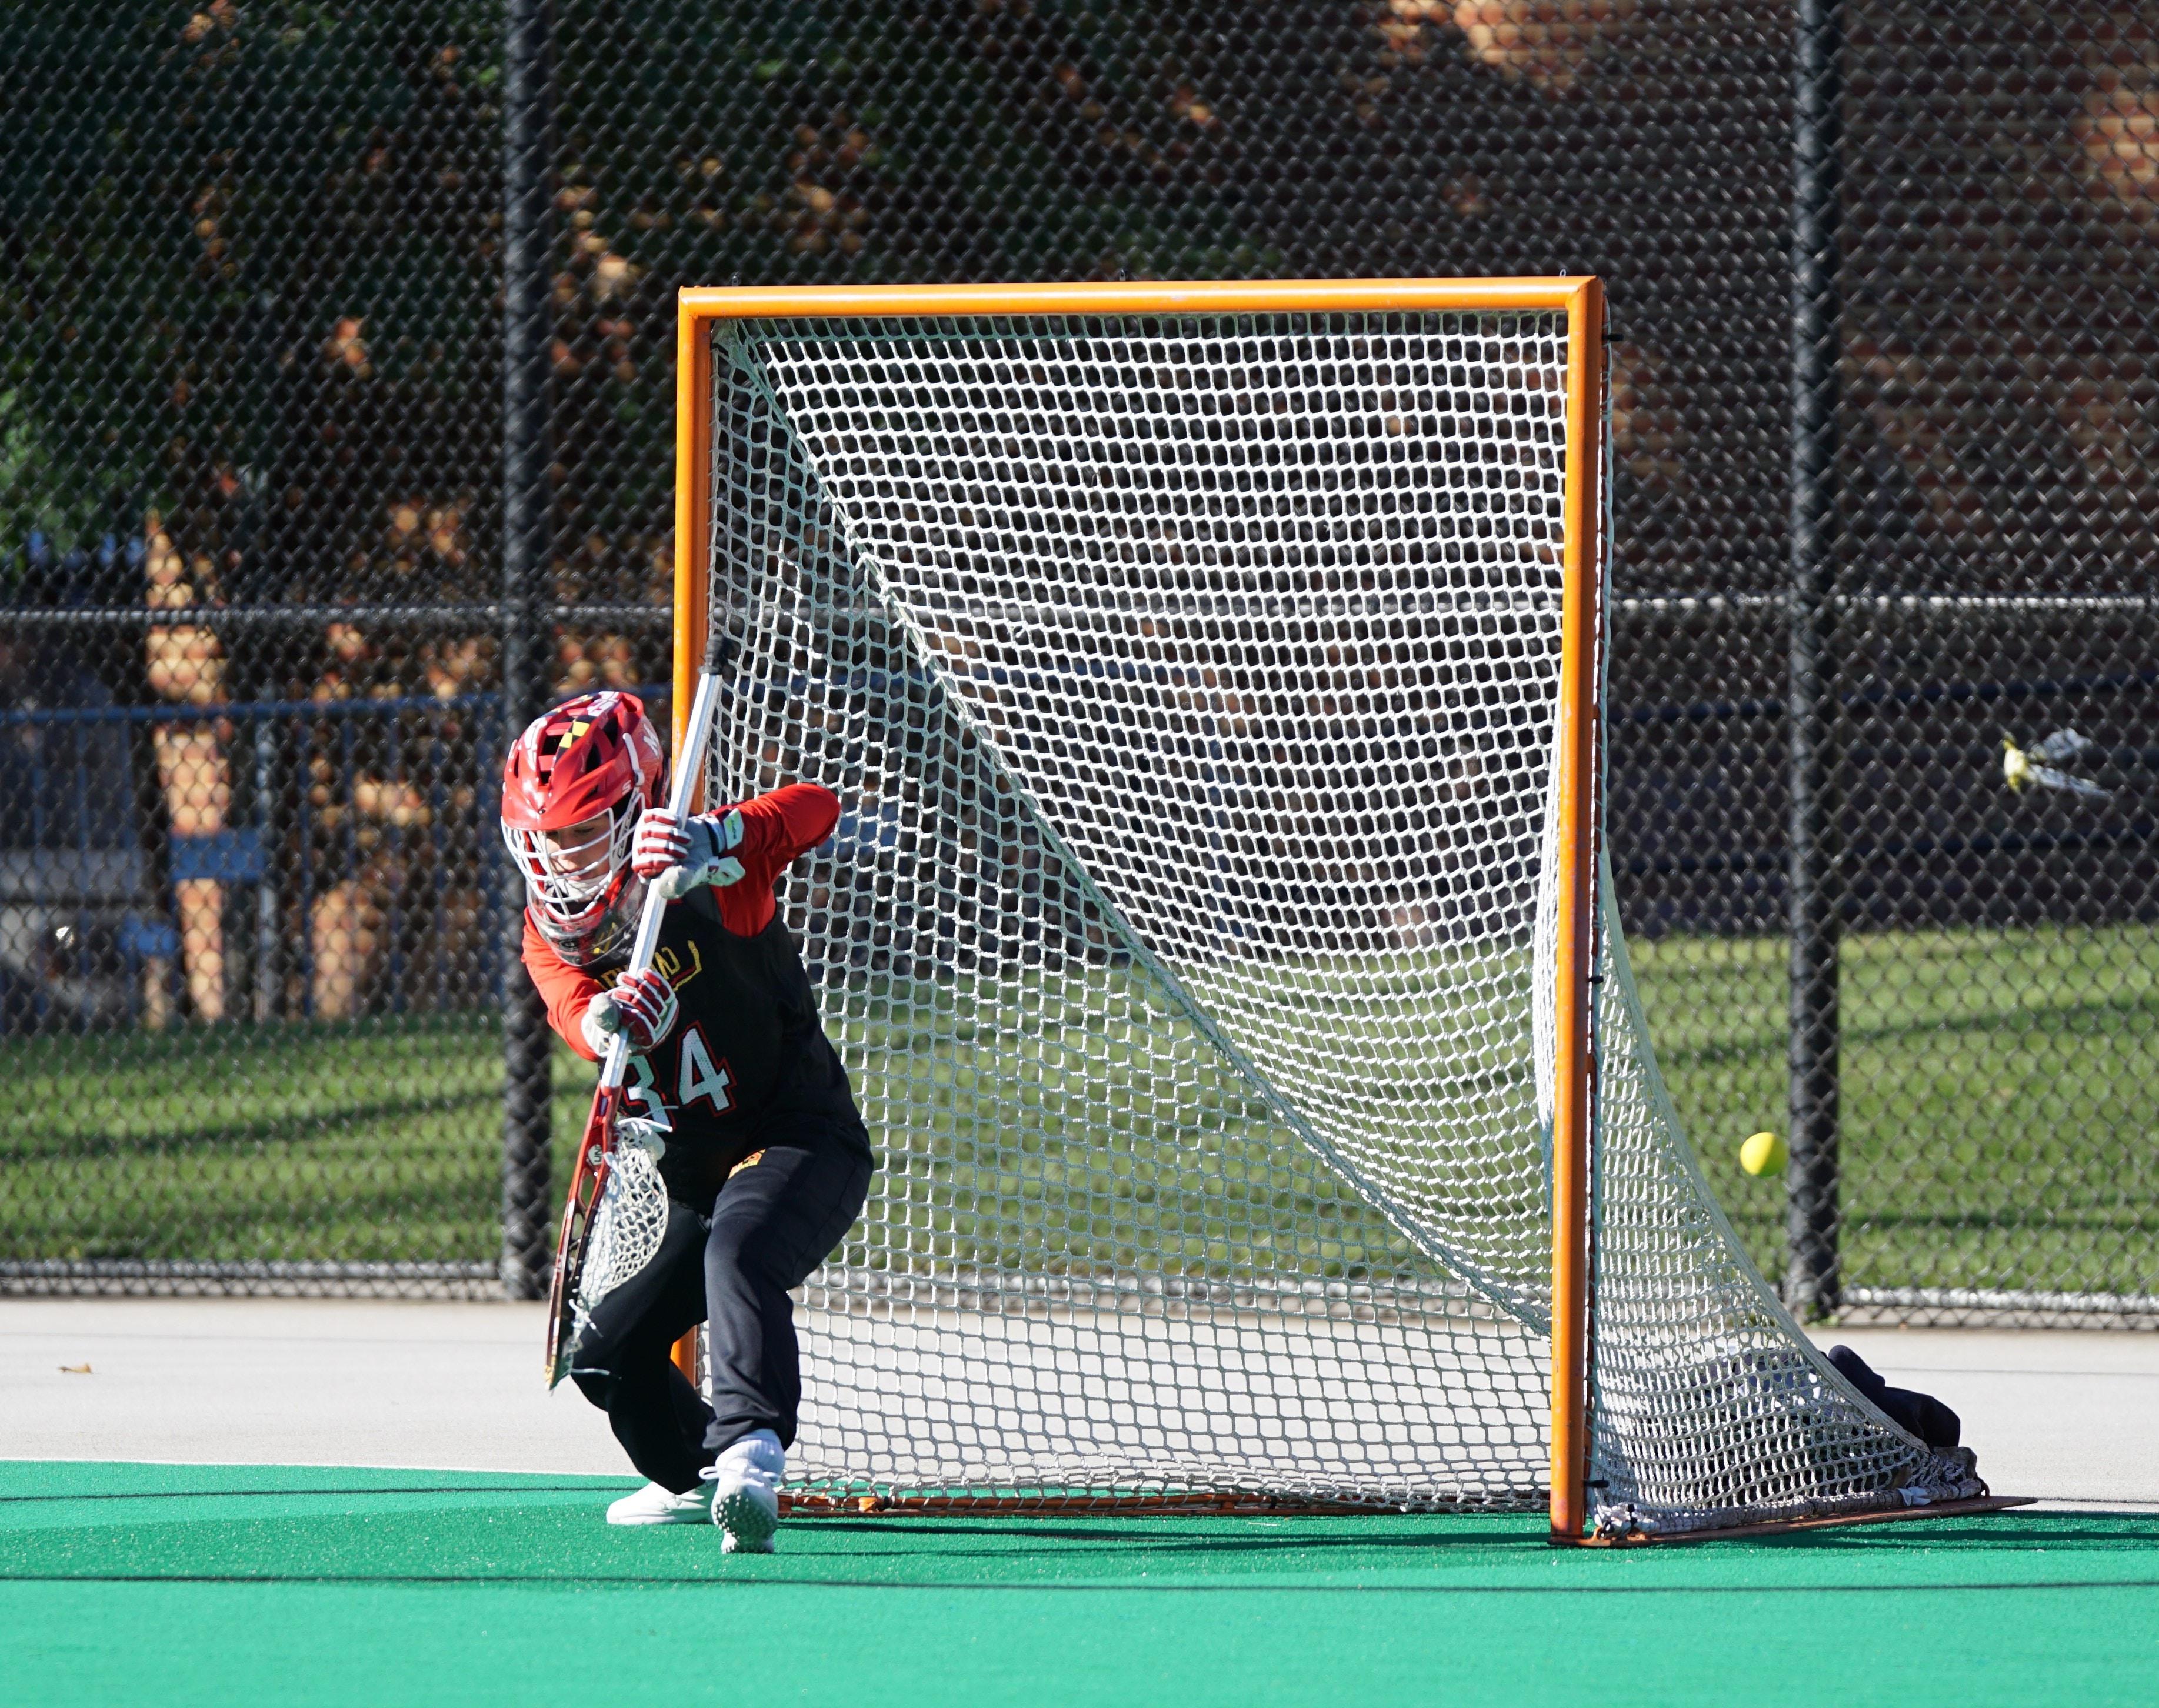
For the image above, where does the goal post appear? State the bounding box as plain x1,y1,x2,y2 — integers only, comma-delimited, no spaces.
667,278,1985,1541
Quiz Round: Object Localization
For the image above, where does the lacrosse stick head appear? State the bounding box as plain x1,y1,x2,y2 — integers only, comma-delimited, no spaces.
544,1088,618,1387
544,1092,673,1388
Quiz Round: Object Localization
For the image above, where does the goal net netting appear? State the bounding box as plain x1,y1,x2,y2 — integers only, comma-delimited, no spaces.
691,298,1980,1537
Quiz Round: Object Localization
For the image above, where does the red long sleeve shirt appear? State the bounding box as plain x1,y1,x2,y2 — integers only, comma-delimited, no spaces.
521,782,841,1059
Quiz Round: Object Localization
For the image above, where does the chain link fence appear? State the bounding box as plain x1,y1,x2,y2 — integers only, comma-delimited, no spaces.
4,1,2154,1319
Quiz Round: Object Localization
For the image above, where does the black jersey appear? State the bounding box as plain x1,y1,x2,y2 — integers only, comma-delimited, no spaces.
618,888,867,1204
521,783,870,1209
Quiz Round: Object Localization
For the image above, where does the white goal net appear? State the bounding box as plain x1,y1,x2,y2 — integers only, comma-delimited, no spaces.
689,294,1980,1536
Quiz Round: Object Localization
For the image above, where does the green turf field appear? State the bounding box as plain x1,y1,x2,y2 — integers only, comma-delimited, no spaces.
1,1462,2153,1707
6,921,2157,1297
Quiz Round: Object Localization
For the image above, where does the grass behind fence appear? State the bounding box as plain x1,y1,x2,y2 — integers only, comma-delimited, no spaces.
1638,926,2159,1300
4,923,2155,1299
1,1019,508,1266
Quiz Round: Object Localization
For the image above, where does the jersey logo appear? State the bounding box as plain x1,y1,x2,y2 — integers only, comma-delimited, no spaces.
652,940,704,991
675,1022,734,1115
601,939,701,995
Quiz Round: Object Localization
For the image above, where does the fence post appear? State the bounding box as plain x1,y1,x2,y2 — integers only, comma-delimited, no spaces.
498,0,555,1299
1787,0,1844,1316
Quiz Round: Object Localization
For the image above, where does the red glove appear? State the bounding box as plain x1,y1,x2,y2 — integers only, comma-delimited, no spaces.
632,807,746,899
580,965,677,1054
631,808,692,878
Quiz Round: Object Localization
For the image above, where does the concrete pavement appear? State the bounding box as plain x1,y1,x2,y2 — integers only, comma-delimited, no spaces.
2,1298,2151,1507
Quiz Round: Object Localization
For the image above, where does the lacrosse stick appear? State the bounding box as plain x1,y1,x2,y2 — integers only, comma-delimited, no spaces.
544,631,732,1386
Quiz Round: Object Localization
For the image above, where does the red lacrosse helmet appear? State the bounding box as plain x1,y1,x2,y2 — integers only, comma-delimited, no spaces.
500,691,665,965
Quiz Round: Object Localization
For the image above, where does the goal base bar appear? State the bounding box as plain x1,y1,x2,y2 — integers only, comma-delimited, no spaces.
1555,1493,2036,1547
778,1491,1522,1519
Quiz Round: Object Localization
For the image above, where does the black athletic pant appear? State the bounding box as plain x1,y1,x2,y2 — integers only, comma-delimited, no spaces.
569,1121,872,1494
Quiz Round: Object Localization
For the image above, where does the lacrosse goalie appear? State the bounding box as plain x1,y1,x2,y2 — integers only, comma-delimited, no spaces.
501,691,873,1552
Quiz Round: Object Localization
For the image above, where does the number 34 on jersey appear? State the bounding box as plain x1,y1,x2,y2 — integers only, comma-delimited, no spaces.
622,1022,735,1132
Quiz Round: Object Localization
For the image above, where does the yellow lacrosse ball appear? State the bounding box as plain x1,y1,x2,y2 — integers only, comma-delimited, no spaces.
1739,1131,1788,1177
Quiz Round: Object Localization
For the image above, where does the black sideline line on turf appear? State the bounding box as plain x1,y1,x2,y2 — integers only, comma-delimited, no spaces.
4,1573,2155,1594
0,1485,625,1506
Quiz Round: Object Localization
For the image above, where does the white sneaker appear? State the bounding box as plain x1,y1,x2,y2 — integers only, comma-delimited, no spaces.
605,1480,713,1526
705,1429,784,1554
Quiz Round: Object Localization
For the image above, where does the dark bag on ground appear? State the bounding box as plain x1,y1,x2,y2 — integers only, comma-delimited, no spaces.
1826,1344,1961,1451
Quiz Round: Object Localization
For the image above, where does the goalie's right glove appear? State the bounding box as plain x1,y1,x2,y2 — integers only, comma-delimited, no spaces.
581,965,677,1055
632,807,747,900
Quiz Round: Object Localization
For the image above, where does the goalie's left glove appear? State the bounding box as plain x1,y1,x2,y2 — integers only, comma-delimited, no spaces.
632,807,747,900
581,965,677,1055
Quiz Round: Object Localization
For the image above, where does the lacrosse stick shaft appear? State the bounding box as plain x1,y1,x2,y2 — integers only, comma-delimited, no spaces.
544,633,731,1388
594,643,729,1097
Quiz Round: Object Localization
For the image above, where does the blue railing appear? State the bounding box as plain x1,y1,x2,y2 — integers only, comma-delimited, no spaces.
0,690,509,1031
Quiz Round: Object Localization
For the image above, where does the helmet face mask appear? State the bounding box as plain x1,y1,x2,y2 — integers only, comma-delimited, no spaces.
499,691,664,965
507,799,638,936
527,862,646,968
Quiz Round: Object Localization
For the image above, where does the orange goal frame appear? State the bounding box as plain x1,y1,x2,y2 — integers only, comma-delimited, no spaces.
667,278,1608,1540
